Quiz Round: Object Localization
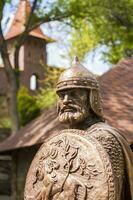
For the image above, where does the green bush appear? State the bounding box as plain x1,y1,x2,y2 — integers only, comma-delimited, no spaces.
17,87,40,126
36,88,57,110
35,65,63,110
0,117,11,128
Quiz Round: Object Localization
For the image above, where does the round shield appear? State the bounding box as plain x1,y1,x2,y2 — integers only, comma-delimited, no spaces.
24,129,115,200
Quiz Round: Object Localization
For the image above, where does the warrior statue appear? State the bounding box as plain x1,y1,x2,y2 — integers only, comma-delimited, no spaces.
24,57,133,200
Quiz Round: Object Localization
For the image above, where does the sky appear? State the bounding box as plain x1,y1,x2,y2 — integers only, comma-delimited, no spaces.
2,0,111,75
47,42,111,75
42,22,111,75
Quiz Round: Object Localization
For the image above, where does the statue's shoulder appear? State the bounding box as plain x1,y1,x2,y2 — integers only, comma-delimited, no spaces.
87,122,124,156
87,122,125,178
87,122,124,154
87,122,125,142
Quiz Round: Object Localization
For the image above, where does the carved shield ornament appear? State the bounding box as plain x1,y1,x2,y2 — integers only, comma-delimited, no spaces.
24,129,115,200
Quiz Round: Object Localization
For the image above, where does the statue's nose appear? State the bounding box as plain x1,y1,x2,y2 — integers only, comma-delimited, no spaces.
63,94,71,104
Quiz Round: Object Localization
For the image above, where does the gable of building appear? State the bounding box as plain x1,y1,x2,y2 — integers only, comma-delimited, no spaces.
5,0,53,42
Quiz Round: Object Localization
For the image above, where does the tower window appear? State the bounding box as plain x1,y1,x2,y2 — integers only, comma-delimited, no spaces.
30,74,38,91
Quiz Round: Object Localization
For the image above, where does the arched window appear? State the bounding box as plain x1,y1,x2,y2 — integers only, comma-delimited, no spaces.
30,74,39,91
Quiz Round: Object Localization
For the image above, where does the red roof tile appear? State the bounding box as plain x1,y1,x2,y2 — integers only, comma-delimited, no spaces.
5,0,53,42
99,58,133,144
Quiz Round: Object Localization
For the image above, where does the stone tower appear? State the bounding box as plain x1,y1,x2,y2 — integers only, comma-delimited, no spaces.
0,0,53,94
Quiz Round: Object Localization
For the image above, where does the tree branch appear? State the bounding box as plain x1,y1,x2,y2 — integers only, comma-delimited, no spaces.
0,4,20,133
109,12,132,30
28,12,73,31
0,2,14,82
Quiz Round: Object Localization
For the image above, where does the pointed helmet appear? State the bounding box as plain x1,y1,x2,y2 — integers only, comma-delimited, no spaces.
56,57,103,118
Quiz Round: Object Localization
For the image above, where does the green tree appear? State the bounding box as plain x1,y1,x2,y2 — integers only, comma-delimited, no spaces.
67,0,133,63
42,65,64,88
36,88,57,109
17,87,40,126
0,0,74,133
36,66,64,109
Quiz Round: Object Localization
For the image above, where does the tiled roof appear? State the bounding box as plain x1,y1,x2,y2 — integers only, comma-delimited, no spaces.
0,107,66,152
100,58,133,144
5,0,53,42
0,59,133,152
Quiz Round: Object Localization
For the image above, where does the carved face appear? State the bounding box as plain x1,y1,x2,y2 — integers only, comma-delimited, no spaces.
57,88,90,127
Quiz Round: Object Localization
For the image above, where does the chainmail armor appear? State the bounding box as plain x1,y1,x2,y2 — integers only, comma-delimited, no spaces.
88,124,125,200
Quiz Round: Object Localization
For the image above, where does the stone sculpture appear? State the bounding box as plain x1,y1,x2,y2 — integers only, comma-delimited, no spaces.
24,57,133,200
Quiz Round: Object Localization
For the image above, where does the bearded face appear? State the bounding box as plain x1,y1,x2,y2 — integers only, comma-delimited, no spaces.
57,88,90,127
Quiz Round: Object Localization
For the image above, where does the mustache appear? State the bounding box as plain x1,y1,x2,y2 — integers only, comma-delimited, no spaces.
59,104,81,114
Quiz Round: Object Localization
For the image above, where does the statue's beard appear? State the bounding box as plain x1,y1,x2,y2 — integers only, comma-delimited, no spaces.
58,104,89,126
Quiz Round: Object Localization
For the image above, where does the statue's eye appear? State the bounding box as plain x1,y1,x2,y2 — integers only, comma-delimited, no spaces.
70,91,75,97
69,91,77,98
58,92,64,99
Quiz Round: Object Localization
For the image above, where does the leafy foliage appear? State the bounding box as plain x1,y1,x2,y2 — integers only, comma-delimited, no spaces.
36,88,57,109
0,117,11,128
0,96,11,128
67,0,133,63
69,20,99,60
17,87,40,126
36,66,64,109
43,65,64,88
30,0,133,64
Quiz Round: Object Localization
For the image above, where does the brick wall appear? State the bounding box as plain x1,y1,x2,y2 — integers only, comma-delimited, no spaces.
0,36,47,95
20,36,47,92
